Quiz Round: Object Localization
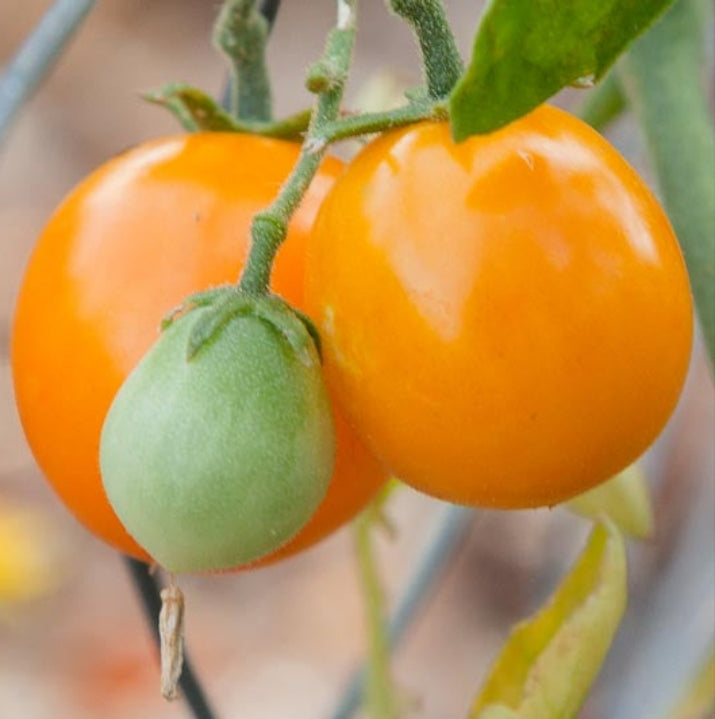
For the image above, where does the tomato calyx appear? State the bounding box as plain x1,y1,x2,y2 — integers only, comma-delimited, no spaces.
163,286,323,365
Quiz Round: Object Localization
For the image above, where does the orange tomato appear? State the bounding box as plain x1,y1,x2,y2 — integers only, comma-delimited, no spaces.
12,133,386,564
305,105,693,509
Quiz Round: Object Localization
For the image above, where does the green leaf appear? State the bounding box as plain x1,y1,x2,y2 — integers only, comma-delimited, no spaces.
567,465,654,539
469,521,627,719
450,0,675,140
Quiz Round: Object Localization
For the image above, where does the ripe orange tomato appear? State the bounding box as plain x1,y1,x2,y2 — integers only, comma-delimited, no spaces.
305,105,693,509
12,133,386,565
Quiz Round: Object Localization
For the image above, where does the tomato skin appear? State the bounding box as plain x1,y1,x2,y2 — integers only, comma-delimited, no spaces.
305,105,693,509
12,133,386,563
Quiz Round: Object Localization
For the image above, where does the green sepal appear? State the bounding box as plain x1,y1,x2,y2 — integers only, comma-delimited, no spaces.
171,288,320,368
247,296,322,367
292,308,323,361
145,84,311,141
144,83,243,133
403,86,430,104
161,286,235,331
185,291,251,361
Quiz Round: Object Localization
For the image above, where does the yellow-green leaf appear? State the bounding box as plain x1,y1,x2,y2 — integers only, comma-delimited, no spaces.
567,465,654,539
667,644,715,719
469,521,627,719
478,707,518,719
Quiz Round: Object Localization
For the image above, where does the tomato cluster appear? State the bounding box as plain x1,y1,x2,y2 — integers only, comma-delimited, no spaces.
12,106,692,572
12,134,385,568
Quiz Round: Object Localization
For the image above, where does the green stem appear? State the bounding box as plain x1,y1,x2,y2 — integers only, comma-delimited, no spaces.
618,0,715,366
213,0,273,122
387,0,463,99
316,100,447,145
238,0,357,294
355,507,400,719
578,71,627,132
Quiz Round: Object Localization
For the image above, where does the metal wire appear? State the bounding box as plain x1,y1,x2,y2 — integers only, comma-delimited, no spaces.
326,504,474,719
260,0,282,30
0,0,96,148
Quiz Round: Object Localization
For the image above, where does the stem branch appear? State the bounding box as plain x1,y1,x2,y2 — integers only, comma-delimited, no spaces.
387,0,463,99
214,0,273,122
326,504,472,719
578,71,627,132
238,0,357,294
618,0,715,365
354,506,400,719
316,100,446,145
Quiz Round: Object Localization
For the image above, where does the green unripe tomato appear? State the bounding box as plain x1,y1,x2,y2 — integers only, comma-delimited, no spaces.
100,294,335,573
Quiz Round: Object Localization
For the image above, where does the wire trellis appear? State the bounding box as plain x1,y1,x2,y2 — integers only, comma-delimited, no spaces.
0,0,96,147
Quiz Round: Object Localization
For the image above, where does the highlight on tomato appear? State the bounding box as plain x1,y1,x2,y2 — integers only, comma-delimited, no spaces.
12,132,387,568
305,104,693,509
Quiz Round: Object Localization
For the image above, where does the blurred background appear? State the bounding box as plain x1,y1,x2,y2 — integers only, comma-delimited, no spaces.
1,2,713,718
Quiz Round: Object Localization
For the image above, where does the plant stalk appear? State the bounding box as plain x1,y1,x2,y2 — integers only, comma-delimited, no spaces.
354,507,401,719
238,0,358,294
618,0,715,366
214,0,273,122
578,71,628,131
327,504,472,719
316,100,446,145
387,0,463,99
